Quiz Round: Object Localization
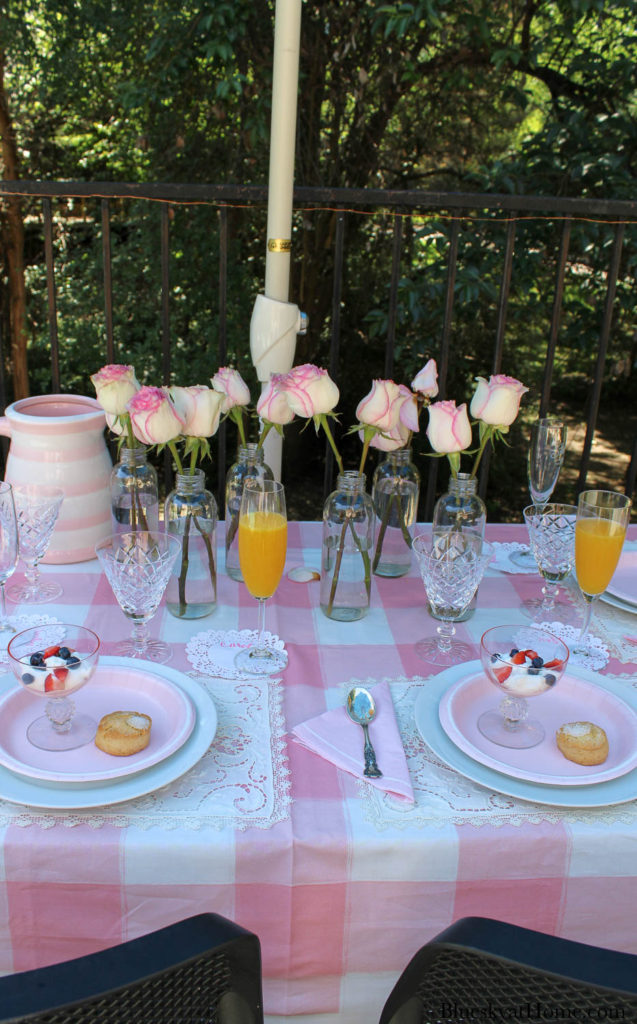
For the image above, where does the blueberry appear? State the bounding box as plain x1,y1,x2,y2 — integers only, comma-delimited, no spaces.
66,655,81,667
509,648,519,657
58,646,71,660
528,667,540,675
21,672,35,685
491,653,501,663
29,652,45,667
531,656,544,669
545,673,557,686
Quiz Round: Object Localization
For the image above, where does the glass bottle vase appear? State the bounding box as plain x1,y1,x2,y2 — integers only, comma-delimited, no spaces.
110,446,159,534
431,472,486,622
320,471,374,622
371,447,420,577
164,469,217,619
225,444,274,581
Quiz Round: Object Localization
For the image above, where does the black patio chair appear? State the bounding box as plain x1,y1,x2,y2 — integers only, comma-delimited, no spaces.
0,912,263,1024
379,916,637,1024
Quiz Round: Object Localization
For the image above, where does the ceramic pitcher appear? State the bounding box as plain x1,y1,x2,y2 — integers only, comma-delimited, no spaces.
0,394,112,563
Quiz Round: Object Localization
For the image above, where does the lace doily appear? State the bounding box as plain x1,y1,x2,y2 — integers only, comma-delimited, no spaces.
533,620,610,671
490,541,537,574
0,674,291,831
343,675,637,829
0,616,63,666
186,628,287,680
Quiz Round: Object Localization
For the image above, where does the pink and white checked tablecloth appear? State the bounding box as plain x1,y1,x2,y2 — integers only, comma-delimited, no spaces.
0,522,636,1024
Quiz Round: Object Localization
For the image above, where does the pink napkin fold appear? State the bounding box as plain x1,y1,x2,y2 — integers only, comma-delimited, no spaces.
292,679,414,802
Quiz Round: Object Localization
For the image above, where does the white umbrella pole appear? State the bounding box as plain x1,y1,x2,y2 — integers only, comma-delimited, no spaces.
251,0,304,480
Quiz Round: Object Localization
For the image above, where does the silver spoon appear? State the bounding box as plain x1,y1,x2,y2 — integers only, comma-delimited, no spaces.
346,686,383,778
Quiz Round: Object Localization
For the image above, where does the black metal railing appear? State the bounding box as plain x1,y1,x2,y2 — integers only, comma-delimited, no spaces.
1,180,636,517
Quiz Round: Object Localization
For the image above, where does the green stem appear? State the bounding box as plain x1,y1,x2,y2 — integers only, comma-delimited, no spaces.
193,513,217,597
189,443,198,475
471,427,493,477
178,514,191,616
319,415,344,476
257,421,274,449
168,440,184,476
326,508,371,616
372,490,412,573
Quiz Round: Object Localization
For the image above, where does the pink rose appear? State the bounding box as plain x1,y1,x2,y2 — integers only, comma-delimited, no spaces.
469,374,528,427
356,379,402,433
91,364,139,416
411,359,439,398
274,364,339,417
127,386,185,444
426,400,472,454
397,384,420,433
256,379,295,425
364,420,411,452
211,368,251,412
168,385,224,437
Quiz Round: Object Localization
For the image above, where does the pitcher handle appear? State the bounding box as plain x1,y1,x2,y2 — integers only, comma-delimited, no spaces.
0,417,11,438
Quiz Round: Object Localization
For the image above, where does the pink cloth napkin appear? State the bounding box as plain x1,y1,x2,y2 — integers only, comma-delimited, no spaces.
292,679,414,802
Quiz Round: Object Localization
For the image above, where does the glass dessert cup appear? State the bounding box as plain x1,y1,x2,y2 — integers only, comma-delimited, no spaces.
8,623,100,751
478,624,569,750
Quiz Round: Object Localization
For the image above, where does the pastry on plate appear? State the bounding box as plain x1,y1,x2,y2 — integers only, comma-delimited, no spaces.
95,711,152,756
556,721,608,766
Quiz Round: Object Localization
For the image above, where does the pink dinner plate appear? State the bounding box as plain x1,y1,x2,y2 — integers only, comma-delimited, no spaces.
606,550,637,607
438,668,637,786
0,663,196,783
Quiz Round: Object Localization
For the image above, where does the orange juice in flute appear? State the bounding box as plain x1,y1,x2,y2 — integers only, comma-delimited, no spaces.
574,490,631,660
235,480,288,675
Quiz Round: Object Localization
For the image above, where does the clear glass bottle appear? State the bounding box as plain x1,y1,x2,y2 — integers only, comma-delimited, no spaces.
371,447,420,577
320,471,374,621
164,469,217,619
431,472,486,621
110,446,159,534
225,444,273,581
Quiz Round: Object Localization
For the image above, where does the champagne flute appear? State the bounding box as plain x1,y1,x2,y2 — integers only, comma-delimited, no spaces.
573,490,631,659
511,418,567,568
234,480,288,676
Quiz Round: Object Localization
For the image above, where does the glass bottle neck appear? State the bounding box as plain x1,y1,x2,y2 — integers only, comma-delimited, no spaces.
237,443,264,466
120,446,149,468
448,472,477,498
337,471,365,494
384,446,412,465
175,469,206,494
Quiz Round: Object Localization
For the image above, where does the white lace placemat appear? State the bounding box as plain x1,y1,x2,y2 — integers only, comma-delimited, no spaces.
533,620,610,671
490,541,537,574
347,675,637,830
0,616,63,666
0,674,291,831
186,628,287,681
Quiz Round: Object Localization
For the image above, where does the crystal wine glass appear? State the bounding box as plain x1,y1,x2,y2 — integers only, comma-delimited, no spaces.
511,418,567,568
8,623,100,751
479,624,568,749
0,482,19,629
96,531,180,663
8,484,64,603
573,489,631,661
522,503,578,622
234,479,288,676
413,532,493,666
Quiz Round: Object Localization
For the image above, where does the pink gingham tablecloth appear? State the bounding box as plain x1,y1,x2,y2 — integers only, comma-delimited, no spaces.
0,522,636,1024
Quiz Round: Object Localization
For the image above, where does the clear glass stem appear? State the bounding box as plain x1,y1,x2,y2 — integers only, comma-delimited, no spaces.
131,619,150,656
539,582,557,615
0,582,11,630
436,622,456,652
24,561,40,587
578,593,595,642
254,598,268,653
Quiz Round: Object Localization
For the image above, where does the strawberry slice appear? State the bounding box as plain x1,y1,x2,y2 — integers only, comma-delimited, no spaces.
44,671,67,692
494,665,512,684
43,644,61,659
543,658,563,669
511,651,527,664
523,649,539,661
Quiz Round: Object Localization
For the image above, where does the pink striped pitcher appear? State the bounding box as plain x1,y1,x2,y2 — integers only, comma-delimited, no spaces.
0,394,112,563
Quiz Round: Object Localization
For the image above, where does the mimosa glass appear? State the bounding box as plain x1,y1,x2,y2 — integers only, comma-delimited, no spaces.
574,489,631,657
234,480,288,676
511,418,567,568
